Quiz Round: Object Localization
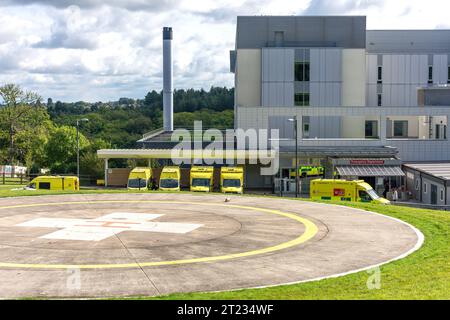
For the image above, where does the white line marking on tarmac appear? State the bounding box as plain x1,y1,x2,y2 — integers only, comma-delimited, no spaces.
16,212,203,241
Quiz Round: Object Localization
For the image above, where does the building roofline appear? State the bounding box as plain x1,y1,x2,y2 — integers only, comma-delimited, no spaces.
368,29,450,32
237,15,367,18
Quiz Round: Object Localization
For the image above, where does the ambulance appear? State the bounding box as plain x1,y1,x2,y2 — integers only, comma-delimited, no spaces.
310,179,390,205
25,176,79,191
190,166,214,192
159,166,181,191
127,167,153,190
220,167,244,194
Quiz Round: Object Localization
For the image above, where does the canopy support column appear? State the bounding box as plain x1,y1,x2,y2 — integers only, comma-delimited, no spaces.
104,158,109,187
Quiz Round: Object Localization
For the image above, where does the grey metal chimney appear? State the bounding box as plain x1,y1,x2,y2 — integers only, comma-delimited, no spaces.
163,27,173,132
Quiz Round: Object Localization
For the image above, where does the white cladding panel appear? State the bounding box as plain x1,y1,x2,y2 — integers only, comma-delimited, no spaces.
284,49,295,82
310,48,342,82
310,48,342,106
263,82,294,107
262,48,295,107
433,55,448,84
367,54,378,84
372,54,430,107
367,84,377,106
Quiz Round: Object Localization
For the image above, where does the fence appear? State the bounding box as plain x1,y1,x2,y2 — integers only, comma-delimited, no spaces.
1,172,97,187
1,172,30,185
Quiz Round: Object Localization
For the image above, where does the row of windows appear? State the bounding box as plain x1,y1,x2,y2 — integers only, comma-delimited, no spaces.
294,93,310,107
295,63,449,107
296,63,450,84
365,120,448,139
365,120,410,138
377,65,450,84
294,62,310,82
296,64,450,84
415,180,445,201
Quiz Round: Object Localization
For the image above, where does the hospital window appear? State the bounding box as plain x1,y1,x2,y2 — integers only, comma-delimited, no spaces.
295,62,310,82
377,66,382,84
295,93,310,107
428,66,433,84
377,94,382,107
393,121,408,137
440,189,444,201
365,120,378,138
448,66,450,84
303,123,310,138
424,183,428,194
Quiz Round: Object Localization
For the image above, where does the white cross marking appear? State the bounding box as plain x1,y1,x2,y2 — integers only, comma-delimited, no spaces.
16,212,203,241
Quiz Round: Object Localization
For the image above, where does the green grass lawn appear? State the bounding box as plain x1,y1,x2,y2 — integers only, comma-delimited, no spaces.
0,186,448,300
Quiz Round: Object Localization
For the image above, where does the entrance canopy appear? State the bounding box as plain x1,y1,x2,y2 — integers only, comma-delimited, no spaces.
97,149,277,161
336,165,405,177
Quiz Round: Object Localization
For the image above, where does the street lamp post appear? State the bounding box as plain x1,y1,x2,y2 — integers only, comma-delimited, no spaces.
288,116,299,198
76,118,89,179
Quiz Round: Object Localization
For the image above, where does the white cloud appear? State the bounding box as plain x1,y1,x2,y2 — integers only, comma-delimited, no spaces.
0,0,450,102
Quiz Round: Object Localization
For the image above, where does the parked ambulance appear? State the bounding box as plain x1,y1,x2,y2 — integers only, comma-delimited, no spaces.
310,179,390,205
159,166,181,191
290,166,325,178
190,166,214,192
25,176,79,191
220,167,244,194
127,167,153,190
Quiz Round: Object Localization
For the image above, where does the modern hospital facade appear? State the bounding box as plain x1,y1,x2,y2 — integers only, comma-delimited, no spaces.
227,16,450,201
98,16,450,206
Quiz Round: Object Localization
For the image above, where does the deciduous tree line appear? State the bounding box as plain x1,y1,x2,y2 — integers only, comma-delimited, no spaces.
0,84,234,179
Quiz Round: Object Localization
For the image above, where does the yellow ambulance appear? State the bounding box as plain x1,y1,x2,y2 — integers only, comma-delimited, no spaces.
310,179,390,204
190,166,214,192
159,166,181,191
220,167,244,194
127,167,153,190
26,176,79,191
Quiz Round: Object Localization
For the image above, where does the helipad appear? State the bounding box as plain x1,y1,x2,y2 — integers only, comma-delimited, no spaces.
0,193,421,298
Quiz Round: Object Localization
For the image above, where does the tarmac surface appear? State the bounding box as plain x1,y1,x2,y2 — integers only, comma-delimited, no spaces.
0,193,421,298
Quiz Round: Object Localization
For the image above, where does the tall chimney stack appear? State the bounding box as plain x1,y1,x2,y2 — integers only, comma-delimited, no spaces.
163,27,173,132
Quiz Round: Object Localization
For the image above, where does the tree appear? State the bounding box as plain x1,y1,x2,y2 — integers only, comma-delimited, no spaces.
45,125,90,174
0,84,42,165
14,107,53,170
80,138,111,180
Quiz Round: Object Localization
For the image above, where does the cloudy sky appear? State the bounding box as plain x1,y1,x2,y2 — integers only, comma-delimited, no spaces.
1,0,450,102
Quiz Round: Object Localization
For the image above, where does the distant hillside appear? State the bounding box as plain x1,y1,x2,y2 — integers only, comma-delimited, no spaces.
48,87,235,149
47,87,234,116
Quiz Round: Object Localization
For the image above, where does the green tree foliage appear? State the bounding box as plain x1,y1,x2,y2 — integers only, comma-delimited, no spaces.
0,84,42,164
0,84,235,181
44,126,90,174
48,86,234,148
174,109,234,129
80,138,111,180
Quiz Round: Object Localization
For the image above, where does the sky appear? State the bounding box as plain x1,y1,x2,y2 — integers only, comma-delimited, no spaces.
1,0,450,102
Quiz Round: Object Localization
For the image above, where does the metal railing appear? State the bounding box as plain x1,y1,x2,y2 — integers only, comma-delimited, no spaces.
1,172,98,187
1,172,30,185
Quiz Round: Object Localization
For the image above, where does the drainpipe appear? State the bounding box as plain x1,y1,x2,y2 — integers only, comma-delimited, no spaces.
104,158,109,188
419,172,423,203
444,180,448,205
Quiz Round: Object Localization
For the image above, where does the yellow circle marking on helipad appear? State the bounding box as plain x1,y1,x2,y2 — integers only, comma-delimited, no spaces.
0,200,318,269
